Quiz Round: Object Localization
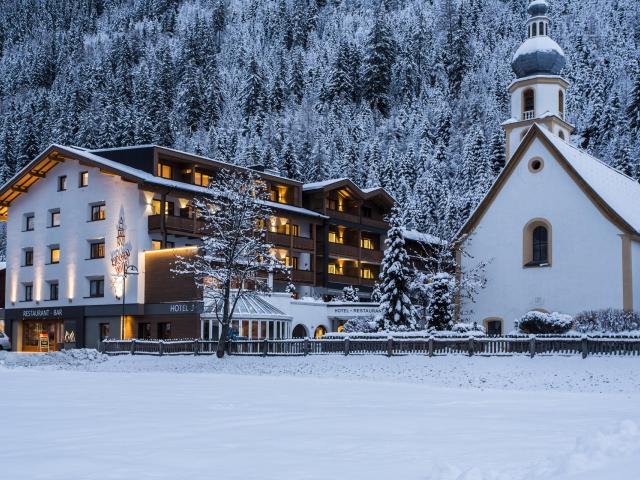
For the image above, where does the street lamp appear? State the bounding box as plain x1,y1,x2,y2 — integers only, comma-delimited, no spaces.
119,265,139,339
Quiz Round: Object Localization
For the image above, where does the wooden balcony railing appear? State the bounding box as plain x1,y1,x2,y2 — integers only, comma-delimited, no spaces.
275,270,315,284
328,243,359,259
328,209,360,223
266,232,291,248
360,248,383,263
148,214,204,235
328,273,360,285
361,217,388,229
293,236,314,250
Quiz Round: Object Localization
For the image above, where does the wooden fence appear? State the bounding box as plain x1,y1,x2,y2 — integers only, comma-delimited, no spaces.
99,335,640,358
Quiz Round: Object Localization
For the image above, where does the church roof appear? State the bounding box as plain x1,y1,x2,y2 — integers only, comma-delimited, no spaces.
457,125,640,238
512,36,565,77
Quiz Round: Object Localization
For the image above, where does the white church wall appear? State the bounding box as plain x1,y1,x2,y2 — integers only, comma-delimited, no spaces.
631,240,640,311
462,137,625,331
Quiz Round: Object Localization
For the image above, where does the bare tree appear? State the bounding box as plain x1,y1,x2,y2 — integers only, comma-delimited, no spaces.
174,169,285,358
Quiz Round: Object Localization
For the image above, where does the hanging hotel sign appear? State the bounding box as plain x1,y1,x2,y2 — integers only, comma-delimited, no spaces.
111,213,132,298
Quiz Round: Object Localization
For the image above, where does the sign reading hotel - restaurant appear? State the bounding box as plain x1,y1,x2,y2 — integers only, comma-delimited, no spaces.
327,305,381,318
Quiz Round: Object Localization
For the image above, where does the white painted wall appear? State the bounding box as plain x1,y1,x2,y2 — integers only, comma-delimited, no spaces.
511,81,564,121
6,160,154,309
461,137,625,331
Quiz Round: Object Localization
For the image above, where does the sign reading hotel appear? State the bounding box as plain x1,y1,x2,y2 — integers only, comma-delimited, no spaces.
327,304,381,318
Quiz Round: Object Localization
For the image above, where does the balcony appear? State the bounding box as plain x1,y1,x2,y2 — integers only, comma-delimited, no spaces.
327,209,360,224
275,269,315,284
360,248,383,263
267,232,314,251
361,216,387,229
328,243,359,259
148,214,203,236
293,236,314,250
328,273,360,285
522,110,535,121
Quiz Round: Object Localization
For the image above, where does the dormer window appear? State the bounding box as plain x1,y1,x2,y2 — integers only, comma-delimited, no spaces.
157,163,173,179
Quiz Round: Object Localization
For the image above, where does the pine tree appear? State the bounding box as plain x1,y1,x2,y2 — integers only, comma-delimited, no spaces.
627,61,640,133
428,272,453,330
363,12,395,117
338,285,360,302
378,207,416,331
489,129,506,176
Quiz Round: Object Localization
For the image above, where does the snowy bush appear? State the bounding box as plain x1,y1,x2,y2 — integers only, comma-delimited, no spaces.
573,309,640,334
516,311,573,334
451,322,485,335
342,316,379,333
336,285,360,302
427,272,454,330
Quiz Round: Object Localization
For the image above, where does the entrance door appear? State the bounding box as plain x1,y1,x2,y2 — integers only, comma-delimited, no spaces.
22,320,64,352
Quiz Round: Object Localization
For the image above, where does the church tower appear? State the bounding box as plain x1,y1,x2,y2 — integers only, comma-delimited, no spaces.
503,0,574,159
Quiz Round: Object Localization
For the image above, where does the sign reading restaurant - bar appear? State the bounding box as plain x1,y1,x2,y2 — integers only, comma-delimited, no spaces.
22,308,64,319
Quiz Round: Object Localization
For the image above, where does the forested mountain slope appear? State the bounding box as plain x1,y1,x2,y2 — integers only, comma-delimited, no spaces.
0,0,638,239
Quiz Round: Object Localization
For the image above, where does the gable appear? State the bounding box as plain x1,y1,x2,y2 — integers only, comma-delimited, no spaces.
457,125,638,240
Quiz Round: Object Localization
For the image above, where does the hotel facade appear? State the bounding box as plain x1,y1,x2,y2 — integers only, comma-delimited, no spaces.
0,144,430,351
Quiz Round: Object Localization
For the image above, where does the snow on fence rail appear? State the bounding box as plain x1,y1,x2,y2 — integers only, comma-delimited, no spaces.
99,335,640,358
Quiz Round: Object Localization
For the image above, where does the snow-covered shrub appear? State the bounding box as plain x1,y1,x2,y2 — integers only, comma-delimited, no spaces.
342,316,379,333
336,285,360,302
516,311,573,334
451,322,485,335
573,309,640,334
427,272,454,330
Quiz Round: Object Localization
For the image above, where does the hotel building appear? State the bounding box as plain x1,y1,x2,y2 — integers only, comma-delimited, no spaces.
0,144,432,351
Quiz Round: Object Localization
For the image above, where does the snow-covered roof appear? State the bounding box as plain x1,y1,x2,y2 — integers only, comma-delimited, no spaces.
512,36,565,78
403,228,444,246
303,178,349,191
537,128,640,233
202,294,292,321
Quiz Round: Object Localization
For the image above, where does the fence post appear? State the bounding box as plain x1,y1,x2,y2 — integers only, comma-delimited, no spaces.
194,339,199,356
130,339,136,355
159,340,164,357
344,337,350,356
581,336,588,359
387,337,393,357
304,337,310,356
468,336,474,357
263,338,269,357
529,336,536,358
428,336,434,357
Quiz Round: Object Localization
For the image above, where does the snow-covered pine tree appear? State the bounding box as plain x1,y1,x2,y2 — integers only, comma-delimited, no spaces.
378,207,416,331
489,129,506,176
427,272,454,330
338,285,360,302
363,11,395,118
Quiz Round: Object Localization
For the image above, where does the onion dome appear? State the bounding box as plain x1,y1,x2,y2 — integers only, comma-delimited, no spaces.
512,0,565,78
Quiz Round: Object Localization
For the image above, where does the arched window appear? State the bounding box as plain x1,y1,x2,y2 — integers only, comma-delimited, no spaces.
539,22,544,35
528,25,531,38
523,89,535,119
558,90,564,118
558,130,565,140
292,324,308,338
314,325,327,339
532,23,537,36
484,318,503,336
523,218,552,267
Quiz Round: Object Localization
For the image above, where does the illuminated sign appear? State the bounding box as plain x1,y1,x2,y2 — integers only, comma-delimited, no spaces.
111,213,132,297
22,308,63,318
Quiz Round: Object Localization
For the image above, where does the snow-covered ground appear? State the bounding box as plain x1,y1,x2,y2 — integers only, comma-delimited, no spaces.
1,351,639,480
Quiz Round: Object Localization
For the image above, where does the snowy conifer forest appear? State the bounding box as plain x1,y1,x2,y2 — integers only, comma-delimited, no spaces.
0,0,638,241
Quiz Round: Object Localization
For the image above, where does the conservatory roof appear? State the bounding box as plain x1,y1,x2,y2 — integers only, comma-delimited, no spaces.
202,294,292,321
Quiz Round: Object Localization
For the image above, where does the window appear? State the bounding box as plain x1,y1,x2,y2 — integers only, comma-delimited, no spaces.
328,231,344,244
194,171,210,187
286,256,299,270
89,278,104,298
558,90,564,117
270,186,288,204
361,237,375,250
24,248,33,266
99,323,110,341
362,206,372,218
58,175,67,191
24,284,33,302
91,204,106,221
157,163,172,179
79,171,88,187
524,219,551,267
49,282,59,301
528,157,544,173
50,210,60,227
327,199,337,211
158,322,171,340
328,263,343,275
90,241,105,259
539,22,543,35
152,199,174,216
523,89,535,118
485,319,503,336
50,246,60,264
151,240,162,250
289,224,300,237
532,22,537,36
138,322,151,339
25,213,35,231
361,267,375,279
166,241,175,248
558,131,565,140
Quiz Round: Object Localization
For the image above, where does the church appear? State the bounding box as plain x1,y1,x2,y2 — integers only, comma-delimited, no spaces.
458,0,640,334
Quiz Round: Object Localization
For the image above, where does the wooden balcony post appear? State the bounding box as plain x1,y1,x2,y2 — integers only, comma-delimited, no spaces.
160,193,167,248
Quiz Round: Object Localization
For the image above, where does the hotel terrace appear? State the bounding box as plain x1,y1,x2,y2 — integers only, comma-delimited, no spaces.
0,144,435,351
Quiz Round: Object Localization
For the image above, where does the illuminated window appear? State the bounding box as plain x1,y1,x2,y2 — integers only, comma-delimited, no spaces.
91,204,106,221
50,209,60,227
152,199,174,216
157,163,173,179
49,282,59,301
270,185,288,204
286,256,299,270
361,237,375,250
24,213,35,231
290,224,300,237
89,278,105,298
23,248,33,266
24,284,33,302
79,171,88,187
328,231,344,244
90,241,105,259
58,175,67,191
314,326,327,338
328,263,343,275
50,246,60,264
361,267,375,279
194,171,210,187
151,240,162,250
